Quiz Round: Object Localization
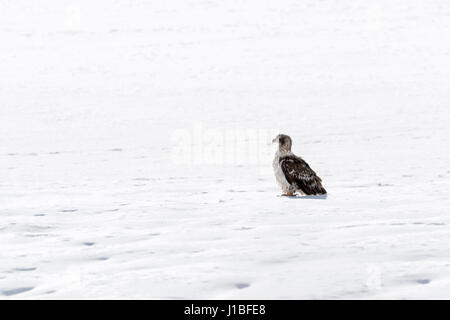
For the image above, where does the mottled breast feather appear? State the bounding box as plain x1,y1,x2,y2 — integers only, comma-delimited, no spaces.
279,155,327,195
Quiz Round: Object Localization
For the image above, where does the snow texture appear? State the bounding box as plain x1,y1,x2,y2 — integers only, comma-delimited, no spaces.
1,0,450,299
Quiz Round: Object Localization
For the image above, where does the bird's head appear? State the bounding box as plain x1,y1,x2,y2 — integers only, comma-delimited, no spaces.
272,134,292,152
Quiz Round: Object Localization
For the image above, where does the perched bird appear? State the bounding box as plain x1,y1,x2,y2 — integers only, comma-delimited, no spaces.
272,134,327,196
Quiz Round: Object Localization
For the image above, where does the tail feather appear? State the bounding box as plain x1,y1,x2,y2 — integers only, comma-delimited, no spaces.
296,181,327,195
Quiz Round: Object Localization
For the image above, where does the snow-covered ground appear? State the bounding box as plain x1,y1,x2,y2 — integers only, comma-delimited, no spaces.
1,0,450,299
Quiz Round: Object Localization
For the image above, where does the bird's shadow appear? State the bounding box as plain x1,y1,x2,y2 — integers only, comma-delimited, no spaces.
279,194,328,200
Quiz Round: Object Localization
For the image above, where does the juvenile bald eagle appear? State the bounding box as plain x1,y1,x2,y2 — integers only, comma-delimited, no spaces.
272,134,327,196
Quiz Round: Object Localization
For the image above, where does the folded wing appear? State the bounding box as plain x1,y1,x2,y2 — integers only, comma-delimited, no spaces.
280,156,327,195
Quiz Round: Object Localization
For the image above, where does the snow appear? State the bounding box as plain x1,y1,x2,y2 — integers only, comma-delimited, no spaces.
1,0,450,299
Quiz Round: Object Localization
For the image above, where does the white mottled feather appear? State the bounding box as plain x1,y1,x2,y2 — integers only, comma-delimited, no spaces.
272,150,294,194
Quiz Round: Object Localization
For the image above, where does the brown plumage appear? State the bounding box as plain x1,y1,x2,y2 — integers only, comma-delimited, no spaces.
280,155,327,195
272,134,327,196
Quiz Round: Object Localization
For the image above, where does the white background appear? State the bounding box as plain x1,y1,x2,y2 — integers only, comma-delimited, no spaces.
1,0,450,298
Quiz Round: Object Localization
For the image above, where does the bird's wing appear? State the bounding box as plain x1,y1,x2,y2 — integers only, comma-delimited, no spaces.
280,155,327,195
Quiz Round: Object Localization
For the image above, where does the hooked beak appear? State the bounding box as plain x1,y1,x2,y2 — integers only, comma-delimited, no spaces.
272,137,278,143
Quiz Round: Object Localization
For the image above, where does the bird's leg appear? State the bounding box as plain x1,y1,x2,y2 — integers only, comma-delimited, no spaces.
281,186,296,197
